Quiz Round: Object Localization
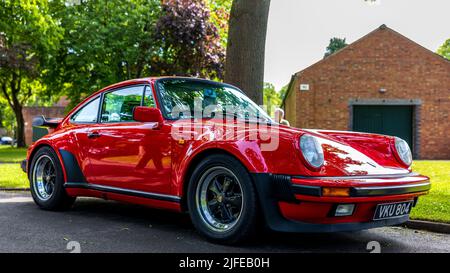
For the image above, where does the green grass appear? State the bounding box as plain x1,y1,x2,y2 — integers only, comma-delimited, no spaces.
0,163,29,189
0,145,27,163
410,160,450,223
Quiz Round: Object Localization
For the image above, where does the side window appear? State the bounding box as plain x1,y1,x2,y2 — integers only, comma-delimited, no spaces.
143,85,156,107
101,86,144,123
71,97,100,123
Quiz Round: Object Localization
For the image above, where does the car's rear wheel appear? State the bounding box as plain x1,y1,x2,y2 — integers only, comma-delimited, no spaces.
187,154,259,244
30,147,75,210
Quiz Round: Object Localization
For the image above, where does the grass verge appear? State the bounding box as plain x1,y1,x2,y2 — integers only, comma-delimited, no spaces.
0,163,29,189
0,145,27,163
410,160,450,223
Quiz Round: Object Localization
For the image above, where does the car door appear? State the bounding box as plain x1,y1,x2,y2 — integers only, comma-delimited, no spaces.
84,85,172,195
68,95,102,177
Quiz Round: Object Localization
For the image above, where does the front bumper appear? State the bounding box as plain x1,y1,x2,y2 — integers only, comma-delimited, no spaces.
251,173,430,233
290,173,431,197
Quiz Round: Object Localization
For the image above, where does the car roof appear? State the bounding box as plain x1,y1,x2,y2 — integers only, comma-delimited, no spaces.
96,76,242,95
64,76,244,120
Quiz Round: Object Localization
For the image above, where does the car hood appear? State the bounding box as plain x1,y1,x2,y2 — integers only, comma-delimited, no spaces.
275,126,410,176
172,119,411,177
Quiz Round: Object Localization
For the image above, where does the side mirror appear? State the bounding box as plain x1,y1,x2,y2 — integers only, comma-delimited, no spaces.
133,106,164,125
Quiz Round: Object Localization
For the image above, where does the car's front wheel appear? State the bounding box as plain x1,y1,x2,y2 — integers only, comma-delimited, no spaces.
187,154,259,244
30,147,75,210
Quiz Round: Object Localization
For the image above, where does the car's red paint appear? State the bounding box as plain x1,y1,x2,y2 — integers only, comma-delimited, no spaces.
26,77,430,230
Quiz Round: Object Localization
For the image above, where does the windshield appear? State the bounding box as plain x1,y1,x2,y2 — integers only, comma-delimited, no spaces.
156,79,272,122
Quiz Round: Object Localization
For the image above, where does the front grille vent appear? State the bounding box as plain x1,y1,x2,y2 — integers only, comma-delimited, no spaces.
270,174,298,203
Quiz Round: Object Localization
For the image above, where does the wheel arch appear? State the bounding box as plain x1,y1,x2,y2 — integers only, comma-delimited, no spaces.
28,143,56,176
27,142,73,184
179,148,253,211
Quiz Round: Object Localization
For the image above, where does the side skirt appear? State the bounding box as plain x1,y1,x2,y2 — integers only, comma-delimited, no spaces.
64,182,181,203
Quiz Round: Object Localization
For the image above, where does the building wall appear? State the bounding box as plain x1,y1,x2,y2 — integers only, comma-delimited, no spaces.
22,107,66,146
284,77,297,126
288,27,450,159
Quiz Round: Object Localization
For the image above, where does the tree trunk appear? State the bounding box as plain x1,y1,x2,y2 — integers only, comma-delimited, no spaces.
1,75,27,148
224,0,271,105
14,105,25,148
0,108,3,128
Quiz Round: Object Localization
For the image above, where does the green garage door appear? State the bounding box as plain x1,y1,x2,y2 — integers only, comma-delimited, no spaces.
353,105,413,151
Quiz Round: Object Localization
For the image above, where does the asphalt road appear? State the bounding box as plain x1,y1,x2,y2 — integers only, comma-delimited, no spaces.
1,191,449,253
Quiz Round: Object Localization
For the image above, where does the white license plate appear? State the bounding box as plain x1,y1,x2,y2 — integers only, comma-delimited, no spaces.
373,201,413,220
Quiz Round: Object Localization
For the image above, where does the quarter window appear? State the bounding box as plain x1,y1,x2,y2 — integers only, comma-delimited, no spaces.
143,85,156,108
71,97,100,123
101,86,144,123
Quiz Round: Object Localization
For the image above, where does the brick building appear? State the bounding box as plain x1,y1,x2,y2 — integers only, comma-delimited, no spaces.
22,96,69,146
282,25,450,159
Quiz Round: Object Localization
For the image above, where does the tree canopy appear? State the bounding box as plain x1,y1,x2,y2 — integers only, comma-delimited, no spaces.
437,38,450,60
48,0,161,106
47,0,227,107
263,82,282,116
324,37,348,58
0,0,230,145
0,0,63,146
150,0,225,80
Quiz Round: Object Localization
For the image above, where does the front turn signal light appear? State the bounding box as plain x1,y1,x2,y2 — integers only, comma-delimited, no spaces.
322,187,350,197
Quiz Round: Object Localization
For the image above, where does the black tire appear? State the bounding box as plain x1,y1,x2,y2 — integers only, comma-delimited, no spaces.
187,154,259,244
29,146,76,210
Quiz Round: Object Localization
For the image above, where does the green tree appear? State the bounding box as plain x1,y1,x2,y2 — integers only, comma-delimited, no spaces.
0,0,63,147
263,82,281,116
151,0,225,79
324,37,348,58
49,0,161,107
207,0,232,47
51,0,227,107
0,97,15,136
278,83,289,101
437,39,450,60
0,98,6,128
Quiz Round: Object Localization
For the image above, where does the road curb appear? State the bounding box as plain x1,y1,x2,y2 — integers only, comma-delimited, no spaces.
404,220,450,234
0,188,30,192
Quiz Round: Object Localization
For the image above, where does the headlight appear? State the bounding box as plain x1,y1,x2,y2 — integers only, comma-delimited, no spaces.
299,134,324,169
394,137,412,166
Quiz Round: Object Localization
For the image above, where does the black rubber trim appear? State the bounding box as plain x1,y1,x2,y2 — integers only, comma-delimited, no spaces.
351,182,431,197
270,174,299,203
64,182,181,203
20,159,27,173
291,184,321,197
251,173,410,233
59,149,87,183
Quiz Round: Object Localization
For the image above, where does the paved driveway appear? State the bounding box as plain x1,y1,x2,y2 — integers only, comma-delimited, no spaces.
1,191,449,253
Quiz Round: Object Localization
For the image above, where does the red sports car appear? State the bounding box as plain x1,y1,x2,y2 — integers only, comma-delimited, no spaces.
23,77,430,244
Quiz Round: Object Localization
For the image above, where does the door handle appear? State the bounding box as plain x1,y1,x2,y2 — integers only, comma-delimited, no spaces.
87,132,101,139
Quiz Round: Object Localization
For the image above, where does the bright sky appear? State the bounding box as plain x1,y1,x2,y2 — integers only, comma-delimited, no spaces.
264,0,450,90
